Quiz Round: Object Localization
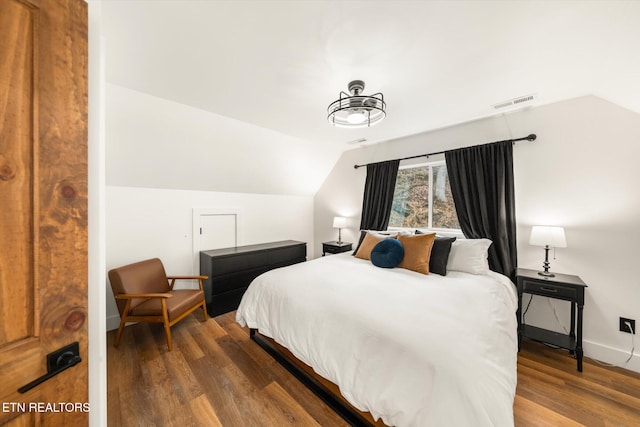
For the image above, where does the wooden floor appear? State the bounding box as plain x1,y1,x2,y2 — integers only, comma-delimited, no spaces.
107,312,640,426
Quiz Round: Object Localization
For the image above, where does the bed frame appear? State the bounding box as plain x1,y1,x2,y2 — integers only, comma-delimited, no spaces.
249,328,388,427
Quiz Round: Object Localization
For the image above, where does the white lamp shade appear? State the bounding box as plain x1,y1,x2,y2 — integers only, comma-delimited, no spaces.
529,226,567,248
332,216,347,228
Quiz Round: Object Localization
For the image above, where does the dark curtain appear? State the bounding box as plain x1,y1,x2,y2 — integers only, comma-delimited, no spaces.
359,160,400,230
445,141,517,278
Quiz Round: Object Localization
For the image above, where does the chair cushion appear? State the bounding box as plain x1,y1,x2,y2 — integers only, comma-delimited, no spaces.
129,289,205,321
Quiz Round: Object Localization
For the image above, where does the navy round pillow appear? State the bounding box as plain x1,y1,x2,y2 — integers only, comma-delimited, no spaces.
370,238,405,268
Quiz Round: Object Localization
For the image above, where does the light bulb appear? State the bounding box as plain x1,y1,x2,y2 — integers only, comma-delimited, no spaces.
347,111,366,124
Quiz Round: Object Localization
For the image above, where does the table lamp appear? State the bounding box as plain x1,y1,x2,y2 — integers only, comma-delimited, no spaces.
333,217,347,244
529,226,567,277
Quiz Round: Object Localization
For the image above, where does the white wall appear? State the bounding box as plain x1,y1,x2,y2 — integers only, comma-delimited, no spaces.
106,185,315,330
105,83,327,330
106,83,342,196
314,95,640,371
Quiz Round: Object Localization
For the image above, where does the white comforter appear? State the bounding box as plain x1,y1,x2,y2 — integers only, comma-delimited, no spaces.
236,253,518,427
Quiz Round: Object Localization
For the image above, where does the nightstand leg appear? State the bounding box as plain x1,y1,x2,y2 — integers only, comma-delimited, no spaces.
577,348,583,372
570,302,576,356
517,289,523,351
577,303,584,372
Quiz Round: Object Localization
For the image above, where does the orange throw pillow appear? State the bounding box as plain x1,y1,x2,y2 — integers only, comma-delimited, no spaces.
355,232,386,260
397,233,436,274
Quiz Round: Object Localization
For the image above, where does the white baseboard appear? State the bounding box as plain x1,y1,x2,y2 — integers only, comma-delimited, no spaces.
106,314,121,331
583,339,639,373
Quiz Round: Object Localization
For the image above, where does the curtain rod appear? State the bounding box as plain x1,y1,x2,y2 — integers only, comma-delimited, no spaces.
353,133,536,169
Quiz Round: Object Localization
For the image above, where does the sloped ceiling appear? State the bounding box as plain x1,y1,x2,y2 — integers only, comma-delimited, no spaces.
102,0,640,149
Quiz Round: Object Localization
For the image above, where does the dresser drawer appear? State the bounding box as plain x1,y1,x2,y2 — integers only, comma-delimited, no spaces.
209,257,305,298
205,244,305,277
207,287,248,317
200,240,306,315
522,279,577,300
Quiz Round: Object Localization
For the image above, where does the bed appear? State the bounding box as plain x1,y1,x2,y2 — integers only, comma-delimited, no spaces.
236,248,518,427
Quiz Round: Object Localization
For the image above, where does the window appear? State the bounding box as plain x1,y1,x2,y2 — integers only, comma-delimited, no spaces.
388,161,460,230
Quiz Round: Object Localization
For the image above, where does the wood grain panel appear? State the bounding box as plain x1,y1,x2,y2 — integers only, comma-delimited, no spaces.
189,394,223,427
36,1,88,425
0,2,41,425
0,0,88,425
3,412,37,427
0,0,36,348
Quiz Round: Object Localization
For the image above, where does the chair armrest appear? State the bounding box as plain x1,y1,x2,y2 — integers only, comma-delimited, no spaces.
167,275,208,291
115,292,173,299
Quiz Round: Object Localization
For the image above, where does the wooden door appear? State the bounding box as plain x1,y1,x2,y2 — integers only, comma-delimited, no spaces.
0,0,88,425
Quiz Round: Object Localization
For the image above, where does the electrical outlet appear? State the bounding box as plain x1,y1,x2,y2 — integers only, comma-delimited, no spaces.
619,317,636,334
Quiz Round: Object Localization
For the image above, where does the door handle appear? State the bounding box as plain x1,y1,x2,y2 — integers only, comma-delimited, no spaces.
18,342,82,394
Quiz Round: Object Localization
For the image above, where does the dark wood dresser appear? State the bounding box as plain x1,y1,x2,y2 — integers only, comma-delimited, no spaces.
200,240,306,316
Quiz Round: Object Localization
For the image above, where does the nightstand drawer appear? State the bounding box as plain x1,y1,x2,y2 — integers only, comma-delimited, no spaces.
322,241,352,255
522,279,577,300
324,245,346,254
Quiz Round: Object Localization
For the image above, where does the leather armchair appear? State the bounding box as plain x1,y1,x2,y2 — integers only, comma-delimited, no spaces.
108,258,208,350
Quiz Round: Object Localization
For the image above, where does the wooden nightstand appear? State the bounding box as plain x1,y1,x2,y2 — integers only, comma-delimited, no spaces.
516,267,588,371
322,241,352,256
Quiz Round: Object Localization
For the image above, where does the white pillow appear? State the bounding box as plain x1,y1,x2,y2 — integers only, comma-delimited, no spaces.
369,230,399,237
447,238,492,274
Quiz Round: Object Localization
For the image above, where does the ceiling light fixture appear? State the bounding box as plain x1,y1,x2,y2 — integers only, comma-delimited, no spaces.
327,80,386,128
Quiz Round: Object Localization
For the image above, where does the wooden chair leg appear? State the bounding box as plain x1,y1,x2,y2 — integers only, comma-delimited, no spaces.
114,317,126,348
201,302,208,321
198,279,208,322
114,300,131,348
161,299,172,351
164,323,172,351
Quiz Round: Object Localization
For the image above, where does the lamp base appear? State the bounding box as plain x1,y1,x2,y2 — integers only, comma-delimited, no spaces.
538,271,555,278
538,245,555,277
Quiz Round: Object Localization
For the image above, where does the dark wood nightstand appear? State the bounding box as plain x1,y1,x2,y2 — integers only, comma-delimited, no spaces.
516,267,588,372
322,241,352,256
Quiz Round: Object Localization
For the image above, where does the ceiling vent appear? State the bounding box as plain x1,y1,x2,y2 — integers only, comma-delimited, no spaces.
492,93,537,111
